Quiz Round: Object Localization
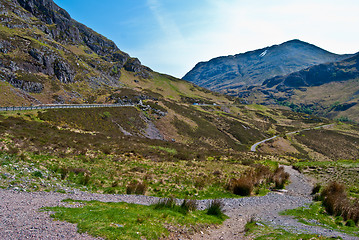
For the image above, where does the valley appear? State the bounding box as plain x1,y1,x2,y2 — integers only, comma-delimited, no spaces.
0,0,358,239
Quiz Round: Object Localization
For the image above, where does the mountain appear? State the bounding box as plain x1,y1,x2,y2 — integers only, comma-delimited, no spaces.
0,0,272,151
183,40,352,92
262,53,359,88
0,0,152,105
239,54,359,122
2,2,359,238
0,0,344,152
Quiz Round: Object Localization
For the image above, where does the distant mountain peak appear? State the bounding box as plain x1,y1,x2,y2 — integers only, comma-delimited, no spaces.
183,40,353,92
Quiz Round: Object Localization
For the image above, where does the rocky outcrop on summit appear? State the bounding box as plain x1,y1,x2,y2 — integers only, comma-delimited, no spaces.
183,40,352,92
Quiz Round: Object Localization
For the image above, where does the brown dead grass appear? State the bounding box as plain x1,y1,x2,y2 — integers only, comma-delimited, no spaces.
258,137,298,154
321,182,359,223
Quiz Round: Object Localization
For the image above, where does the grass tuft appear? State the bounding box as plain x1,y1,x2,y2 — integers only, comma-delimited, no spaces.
320,182,359,224
126,181,148,195
206,199,225,218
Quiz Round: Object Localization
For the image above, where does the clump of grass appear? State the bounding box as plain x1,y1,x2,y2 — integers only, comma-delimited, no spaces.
311,183,321,195
154,197,177,209
272,166,290,189
181,199,198,213
320,181,359,224
226,164,290,196
227,176,254,196
126,181,148,195
154,197,198,215
207,199,225,218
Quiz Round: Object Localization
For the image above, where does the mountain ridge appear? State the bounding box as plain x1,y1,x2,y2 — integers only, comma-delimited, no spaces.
0,0,152,105
183,39,353,92
236,53,359,122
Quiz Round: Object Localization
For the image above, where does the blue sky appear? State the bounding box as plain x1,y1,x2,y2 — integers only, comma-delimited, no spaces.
54,0,359,78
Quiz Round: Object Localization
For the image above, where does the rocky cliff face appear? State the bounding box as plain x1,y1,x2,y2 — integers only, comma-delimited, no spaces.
0,0,150,102
183,40,352,93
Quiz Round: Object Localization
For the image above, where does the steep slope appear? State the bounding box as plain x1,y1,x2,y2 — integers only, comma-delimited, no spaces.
183,40,352,92
240,54,359,122
0,0,148,104
1,0,226,107
262,53,359,88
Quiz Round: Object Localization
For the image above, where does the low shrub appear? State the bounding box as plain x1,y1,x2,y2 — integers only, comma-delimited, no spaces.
32,171,43,178
194,177,206,190
346,219,356,227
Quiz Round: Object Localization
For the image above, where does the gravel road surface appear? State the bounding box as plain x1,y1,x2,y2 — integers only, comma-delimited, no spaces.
0,165,357,240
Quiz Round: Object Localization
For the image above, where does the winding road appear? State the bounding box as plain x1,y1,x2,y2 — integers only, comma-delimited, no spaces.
250,124,335,152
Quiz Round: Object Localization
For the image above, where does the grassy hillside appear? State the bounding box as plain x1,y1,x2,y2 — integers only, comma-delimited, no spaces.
257,122,359,197
238,54,359,122
0,100,331,198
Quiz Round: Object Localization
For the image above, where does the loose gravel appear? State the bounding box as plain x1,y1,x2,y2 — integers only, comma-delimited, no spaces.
0,165,358,240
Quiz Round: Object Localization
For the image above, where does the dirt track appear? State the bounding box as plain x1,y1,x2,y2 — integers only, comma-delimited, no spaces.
0,165,357,240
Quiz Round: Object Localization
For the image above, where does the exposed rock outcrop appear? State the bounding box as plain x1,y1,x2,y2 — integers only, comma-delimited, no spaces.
0,0,151,96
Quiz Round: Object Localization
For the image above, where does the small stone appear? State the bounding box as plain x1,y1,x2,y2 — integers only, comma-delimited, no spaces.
255,222,264,227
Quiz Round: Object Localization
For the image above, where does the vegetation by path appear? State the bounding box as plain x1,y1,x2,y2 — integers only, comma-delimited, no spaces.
44,199,226,240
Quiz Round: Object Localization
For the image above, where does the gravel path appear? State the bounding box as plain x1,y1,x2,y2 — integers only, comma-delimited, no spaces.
0,190,160,240
188,166,358,240
0,165,357,240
